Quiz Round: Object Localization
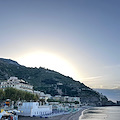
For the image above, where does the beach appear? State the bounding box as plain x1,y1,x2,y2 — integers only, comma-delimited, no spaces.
19,108,85,120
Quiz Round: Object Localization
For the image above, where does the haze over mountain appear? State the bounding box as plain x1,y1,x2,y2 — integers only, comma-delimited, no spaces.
95,89,120,102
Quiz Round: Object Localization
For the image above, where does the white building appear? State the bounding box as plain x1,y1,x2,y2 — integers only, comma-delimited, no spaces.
18,102,52,117
52,95,81,103
0,77,33,93
34,90,52,104
68,97,81,103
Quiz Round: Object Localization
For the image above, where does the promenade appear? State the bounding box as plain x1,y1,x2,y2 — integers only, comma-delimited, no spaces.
19,108,85,120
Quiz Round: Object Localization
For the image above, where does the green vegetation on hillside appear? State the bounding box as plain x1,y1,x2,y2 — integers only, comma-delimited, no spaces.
0,58,113,106
0,58,90,97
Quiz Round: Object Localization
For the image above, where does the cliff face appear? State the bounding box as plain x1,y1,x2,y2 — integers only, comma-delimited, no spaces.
0,58,112,106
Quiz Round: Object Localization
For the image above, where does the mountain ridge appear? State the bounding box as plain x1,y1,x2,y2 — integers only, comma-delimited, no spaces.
0,58,20,66
0,58,115,106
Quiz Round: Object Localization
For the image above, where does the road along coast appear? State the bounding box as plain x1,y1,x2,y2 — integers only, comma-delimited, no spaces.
19,107,89,120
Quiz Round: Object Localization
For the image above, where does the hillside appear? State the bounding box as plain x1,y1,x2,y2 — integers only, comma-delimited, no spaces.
0,58,114,106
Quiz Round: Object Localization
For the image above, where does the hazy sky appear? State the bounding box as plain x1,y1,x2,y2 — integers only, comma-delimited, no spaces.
0,0,120,89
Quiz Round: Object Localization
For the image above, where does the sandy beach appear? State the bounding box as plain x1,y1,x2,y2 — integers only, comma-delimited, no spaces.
19,108,85,120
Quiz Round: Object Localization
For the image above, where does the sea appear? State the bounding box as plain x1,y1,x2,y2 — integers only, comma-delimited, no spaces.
79,106,120,120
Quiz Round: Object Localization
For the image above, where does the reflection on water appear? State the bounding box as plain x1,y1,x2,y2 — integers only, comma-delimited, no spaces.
79,106,120,120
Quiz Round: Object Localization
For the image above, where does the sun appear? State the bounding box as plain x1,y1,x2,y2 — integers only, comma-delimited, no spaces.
16,51,80,80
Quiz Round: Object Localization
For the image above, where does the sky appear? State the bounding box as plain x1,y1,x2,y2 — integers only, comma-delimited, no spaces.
0,0,120,89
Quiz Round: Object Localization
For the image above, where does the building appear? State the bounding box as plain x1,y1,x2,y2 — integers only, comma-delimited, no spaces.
68,97,81,103
52,95,62,101
34,90,52,103
18,102,52,117
0,77,33,93
52,95,81,103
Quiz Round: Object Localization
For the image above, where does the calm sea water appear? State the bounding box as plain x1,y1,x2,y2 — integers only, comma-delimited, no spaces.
79,106,120,120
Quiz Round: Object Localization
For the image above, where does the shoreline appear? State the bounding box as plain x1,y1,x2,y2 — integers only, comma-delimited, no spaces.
19,107,89,120
79,108,88,120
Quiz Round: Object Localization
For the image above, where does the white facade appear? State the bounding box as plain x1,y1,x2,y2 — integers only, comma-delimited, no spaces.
52,96,81,105
68,97,81,103
34,91,52,103
18,102,52,117
34,91,41,96
0,77,33,93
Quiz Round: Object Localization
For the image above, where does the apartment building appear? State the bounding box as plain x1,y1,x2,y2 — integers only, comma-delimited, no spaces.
0,77,33,93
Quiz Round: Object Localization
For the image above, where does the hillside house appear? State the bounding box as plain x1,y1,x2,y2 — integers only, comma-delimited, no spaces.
0,77,33,93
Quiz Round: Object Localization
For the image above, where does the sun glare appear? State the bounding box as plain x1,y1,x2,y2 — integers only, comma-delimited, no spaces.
16,51,80,80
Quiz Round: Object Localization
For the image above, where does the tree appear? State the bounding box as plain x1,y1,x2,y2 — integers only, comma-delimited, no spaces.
74,101,79,104
2,88,39,102
0,89,4,100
